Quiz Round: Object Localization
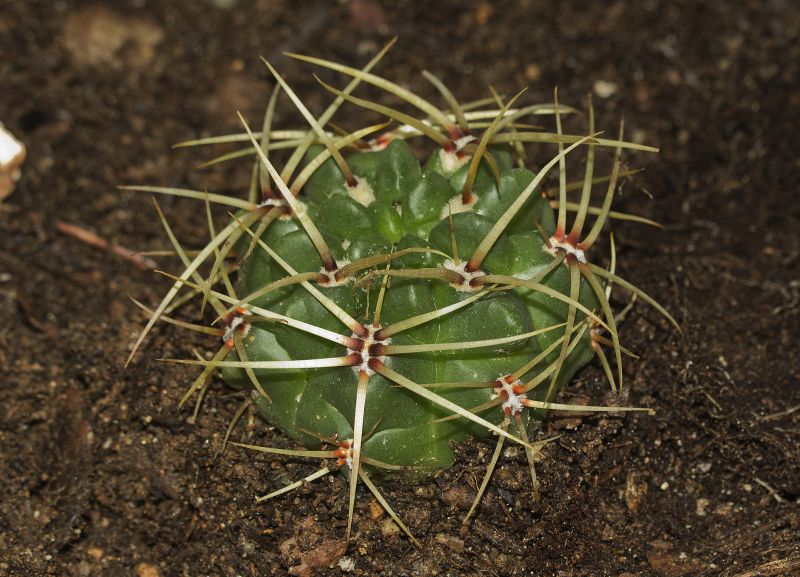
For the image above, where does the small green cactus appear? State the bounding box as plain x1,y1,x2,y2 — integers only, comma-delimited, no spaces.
125,41,678,544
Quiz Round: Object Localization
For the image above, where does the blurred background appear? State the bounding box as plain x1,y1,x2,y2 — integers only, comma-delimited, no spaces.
1,1,798,576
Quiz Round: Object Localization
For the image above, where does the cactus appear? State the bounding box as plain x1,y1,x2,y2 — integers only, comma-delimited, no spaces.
125,41,678,544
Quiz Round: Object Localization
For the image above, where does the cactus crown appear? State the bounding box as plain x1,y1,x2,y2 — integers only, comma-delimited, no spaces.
125,41,677,545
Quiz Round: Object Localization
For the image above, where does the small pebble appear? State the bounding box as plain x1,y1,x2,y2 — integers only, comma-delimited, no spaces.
525,63,542,81
369,498,384,520
338,556,356,572
593,80,619,98
135,563,160,577
381,518,400,536
695,497,710,516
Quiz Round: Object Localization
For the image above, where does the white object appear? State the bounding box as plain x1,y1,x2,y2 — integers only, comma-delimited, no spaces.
0,122,25,200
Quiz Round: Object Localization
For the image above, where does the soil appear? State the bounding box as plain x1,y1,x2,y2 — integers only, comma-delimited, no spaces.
1,1,799,576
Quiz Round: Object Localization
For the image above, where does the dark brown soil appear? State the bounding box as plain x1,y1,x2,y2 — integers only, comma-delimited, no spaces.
2,1,799,576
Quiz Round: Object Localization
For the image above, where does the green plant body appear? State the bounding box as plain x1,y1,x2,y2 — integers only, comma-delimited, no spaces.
224,138,597,472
